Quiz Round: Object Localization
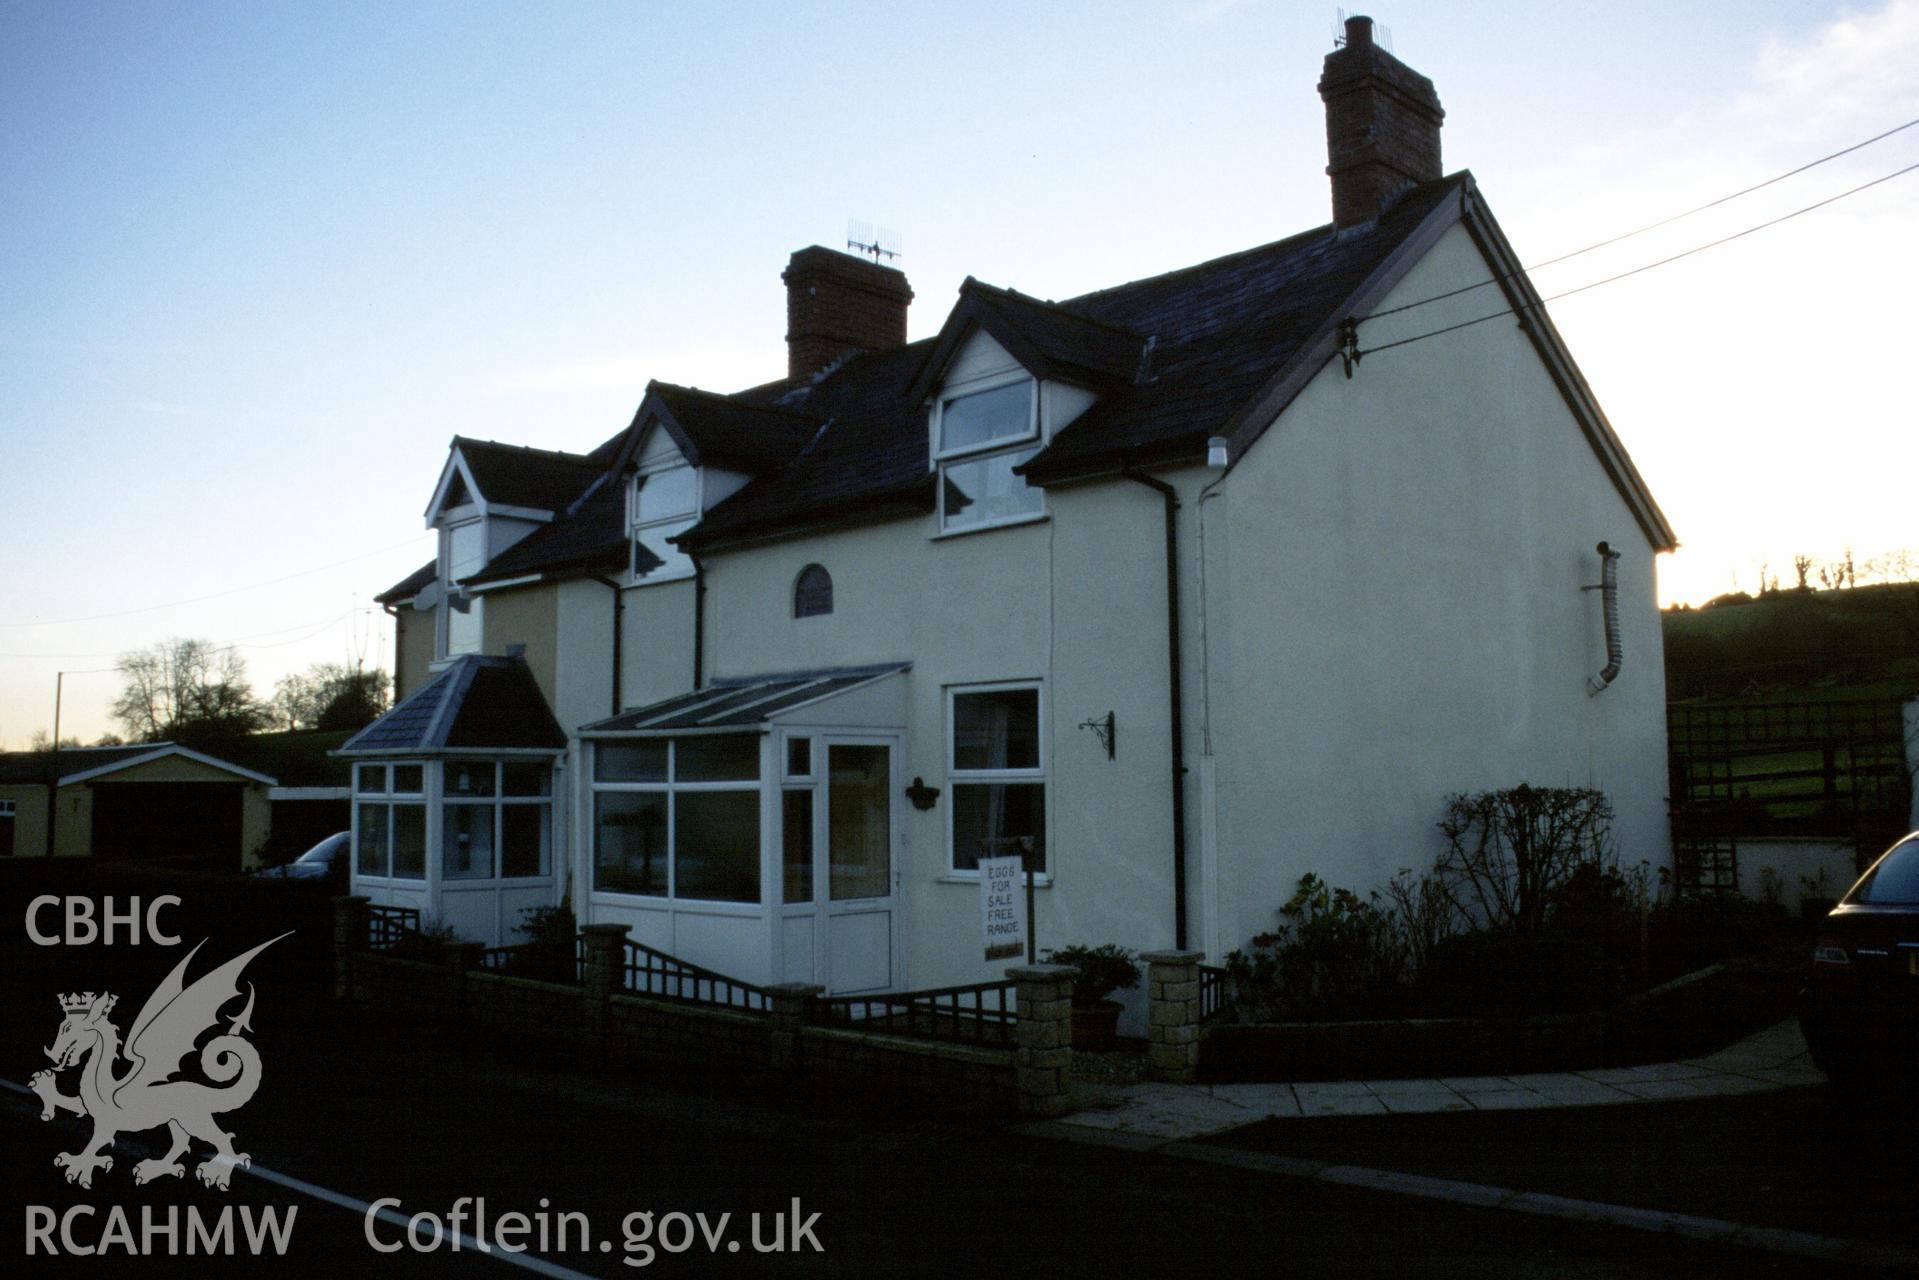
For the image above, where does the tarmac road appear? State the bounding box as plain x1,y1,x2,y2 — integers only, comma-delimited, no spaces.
0,985,1892,1279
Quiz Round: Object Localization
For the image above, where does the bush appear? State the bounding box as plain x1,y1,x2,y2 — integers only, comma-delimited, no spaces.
1436,785,1615,936
511,903,578,983
1223,875,1408,1021
1419,930,1624,1016
1041,944,1139,1008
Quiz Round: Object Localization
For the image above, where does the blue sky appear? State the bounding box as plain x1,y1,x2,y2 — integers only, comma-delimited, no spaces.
4,0,1916,744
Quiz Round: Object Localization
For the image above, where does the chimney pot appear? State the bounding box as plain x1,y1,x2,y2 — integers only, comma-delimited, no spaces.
1344,14,1374,46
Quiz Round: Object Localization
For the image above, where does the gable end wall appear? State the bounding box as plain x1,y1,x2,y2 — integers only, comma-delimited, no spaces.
1206,222,1670,955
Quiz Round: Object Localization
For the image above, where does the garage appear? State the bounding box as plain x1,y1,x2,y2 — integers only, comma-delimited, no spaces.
91,780,245,862
0,743,277,869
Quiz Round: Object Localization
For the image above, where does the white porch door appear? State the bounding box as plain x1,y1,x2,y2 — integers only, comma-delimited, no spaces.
816,738,899,994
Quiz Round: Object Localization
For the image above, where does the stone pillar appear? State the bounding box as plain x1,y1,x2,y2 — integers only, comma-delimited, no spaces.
1142,949,1205,1084
766,983,823,1074
332,896,369,1002
1010,963,1074,1117
579,923,632,1053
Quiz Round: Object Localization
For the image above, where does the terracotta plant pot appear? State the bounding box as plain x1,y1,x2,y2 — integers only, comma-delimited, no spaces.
1070,1000,1123,1051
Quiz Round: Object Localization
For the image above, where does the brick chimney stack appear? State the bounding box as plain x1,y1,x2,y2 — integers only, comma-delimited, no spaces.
1318,15,1445,228
782,246,914,382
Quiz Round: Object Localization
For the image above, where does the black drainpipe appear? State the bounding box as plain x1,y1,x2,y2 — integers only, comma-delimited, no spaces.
690,553,706,690
590,577,625,716
381,602,403,700
1121,465,1189,951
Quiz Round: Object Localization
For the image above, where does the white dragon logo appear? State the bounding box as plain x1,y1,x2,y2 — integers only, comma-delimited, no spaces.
29,934,286,1191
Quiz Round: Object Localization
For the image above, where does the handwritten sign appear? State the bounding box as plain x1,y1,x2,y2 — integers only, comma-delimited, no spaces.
979,856,1027,962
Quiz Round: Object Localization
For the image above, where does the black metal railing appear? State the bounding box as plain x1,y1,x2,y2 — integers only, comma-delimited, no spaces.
1198,964,1230,1024
810,979,1018,1048
622,940,770,1013
365,903,421,952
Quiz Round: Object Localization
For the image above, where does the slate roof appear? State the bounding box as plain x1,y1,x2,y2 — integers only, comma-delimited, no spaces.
0,743,276,786
466,469,640,586
454,438,604,513
685,175,1470,547
390,171,1670,580
376,559,438,605
908,279,1148,400
579,665,909,734
0,744,167,785
337,655,566,754
621,382,823,474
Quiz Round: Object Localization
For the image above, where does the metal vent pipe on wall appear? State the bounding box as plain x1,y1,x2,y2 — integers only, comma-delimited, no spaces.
1587,541,1623,696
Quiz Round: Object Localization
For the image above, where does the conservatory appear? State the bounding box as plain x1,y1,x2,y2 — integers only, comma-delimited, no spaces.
339,654,567,946
577,664,909,995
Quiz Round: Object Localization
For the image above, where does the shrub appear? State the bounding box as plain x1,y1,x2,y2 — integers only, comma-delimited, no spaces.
1042,944,1140,1008
511,903,578,983
1223,874,1407,1021
1435,785,1616,937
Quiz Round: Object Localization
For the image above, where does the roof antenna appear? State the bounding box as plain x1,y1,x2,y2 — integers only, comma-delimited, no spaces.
846,219,902,265
1332,9,1392,51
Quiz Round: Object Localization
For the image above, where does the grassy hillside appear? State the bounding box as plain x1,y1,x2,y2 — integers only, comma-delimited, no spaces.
1663,581,1919,703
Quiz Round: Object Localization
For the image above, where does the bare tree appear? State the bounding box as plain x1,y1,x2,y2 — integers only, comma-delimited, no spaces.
1792,554,1813,591
1434,785,1616,937
112,639,271,742
271,663,391,732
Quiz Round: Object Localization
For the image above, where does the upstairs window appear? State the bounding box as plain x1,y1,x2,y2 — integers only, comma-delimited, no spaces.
935,378,1043,534
793,564,833,617
442,520,486,657
630,464,697,581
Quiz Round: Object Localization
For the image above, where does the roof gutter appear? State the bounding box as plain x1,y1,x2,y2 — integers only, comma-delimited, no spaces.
1120,465,1190,951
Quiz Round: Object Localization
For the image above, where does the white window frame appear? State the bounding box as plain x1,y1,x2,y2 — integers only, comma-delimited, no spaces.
589,736,762,903
627,462,699,585
438,518,487,659
352,761,428,882
930,373,1046,536
440,759,555,883
944,680,1048,882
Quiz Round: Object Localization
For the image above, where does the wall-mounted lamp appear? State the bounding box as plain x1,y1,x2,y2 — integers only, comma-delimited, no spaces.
904,776,941,810
1079,711,1116,760
1206,436,1229,469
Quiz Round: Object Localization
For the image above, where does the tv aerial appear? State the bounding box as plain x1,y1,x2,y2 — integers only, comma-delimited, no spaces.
1332,8,1392,50
846,219,902,265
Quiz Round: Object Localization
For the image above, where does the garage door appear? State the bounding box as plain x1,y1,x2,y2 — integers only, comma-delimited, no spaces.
91,782,243,862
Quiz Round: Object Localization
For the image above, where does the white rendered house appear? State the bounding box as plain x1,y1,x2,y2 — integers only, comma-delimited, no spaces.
348,18,1675,998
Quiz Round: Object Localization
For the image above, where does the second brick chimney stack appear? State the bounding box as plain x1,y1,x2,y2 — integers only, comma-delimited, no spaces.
782,247,914,382
1318,15,1445,228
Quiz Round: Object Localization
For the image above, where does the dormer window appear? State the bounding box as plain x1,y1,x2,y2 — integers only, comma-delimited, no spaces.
442,519,486,657
629,462,697,581
934,376,1043,534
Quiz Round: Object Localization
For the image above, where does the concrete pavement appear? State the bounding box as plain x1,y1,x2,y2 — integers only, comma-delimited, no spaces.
1057,1019,1826,1143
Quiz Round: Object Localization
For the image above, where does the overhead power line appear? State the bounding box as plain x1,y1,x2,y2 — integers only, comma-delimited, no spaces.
1355,159,1919,361
1366,116,1919,324
0,608,379,662
0,538,425,629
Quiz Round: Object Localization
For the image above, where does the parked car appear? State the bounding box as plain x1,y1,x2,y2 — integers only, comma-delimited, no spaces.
1798,831,1919,1082
252,831,350,889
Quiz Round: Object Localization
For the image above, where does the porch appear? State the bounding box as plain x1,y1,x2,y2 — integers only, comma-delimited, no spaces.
579,664,909,995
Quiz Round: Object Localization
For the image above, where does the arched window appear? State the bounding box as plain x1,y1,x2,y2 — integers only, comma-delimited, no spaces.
793,564,833,618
